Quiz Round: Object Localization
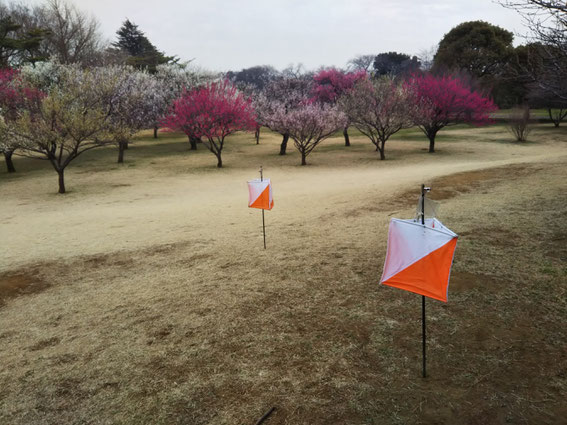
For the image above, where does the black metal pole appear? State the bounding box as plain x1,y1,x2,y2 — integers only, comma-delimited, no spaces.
421,184,427,378
421,184,425,225
422,295,426,378
260,166,266,249
262,209,266,249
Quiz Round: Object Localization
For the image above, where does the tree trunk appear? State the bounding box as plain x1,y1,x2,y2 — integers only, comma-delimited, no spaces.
279,133,289,155
4,150,15,173
343,127,350,147
428,133,436,153
548,109,558,127
57,169,65,194
378,140,386,160
123,141,128,150
154,125,158,138
301,152,307,166
216,154,223,168
189,135,198,150
255,126,260,144
118,141,126,163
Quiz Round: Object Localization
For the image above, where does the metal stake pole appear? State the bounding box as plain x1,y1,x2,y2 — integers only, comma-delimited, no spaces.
422,295,426,378
262,210,266,249
421,184,427,378
260,166,266,249
421,184,426,225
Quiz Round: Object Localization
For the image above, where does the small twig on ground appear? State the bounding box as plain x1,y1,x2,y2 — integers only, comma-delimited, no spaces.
255,407,276,425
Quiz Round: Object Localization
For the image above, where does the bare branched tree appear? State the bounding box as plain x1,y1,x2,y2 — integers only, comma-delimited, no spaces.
281,63,308,79
418,46,438,71
507,104,532,141
37,0,104,64
347,54,375,72
500,1,567,101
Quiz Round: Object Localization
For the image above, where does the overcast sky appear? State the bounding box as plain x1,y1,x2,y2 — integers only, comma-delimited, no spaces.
65,0,527,72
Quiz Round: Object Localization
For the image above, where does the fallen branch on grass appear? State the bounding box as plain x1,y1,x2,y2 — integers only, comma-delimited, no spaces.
255,406,276,425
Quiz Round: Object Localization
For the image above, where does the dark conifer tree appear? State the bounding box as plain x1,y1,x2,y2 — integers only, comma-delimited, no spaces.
112,19,177,72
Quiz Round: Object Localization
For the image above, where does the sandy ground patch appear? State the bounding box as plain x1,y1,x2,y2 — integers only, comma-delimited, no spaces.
1,126,565,272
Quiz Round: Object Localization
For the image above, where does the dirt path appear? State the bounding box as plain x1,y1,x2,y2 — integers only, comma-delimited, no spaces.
1,135,565,273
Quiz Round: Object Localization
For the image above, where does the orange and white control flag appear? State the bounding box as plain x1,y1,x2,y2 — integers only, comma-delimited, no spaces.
247,178,274,210
380,218,458,302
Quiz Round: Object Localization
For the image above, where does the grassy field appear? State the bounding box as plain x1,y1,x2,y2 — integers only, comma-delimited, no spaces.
0,124,566,424
490,108,565,121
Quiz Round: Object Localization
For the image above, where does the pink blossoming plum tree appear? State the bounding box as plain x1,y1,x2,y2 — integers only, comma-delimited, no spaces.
153,64,218,140
407,74,497,152
162,80,256,167
341,76,415,160
260,76,312,155
311,68,366,146
273,103,346,165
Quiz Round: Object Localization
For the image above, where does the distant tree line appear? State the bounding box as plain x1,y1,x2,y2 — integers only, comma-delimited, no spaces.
341,16,566,111
0,62,217,192
0,0,176,71
0,0,564,194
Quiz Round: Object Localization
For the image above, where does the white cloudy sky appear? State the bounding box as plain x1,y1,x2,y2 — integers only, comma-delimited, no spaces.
61,0,527,71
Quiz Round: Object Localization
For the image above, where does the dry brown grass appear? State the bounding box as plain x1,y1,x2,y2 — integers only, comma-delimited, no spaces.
0,124,566,424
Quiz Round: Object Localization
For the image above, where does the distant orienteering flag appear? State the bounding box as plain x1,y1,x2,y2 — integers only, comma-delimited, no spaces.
380,218,458,302
247,178,274,210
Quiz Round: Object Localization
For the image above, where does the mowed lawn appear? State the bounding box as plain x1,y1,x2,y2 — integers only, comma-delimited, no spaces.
0,124,566,424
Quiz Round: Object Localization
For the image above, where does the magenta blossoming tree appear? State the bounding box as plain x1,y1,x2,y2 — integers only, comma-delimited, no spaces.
162,80,257,167
341,77,415,160
311,68,366,146
161,89,204,150
153,64,218,140
407,74,497,152
273,103,347,165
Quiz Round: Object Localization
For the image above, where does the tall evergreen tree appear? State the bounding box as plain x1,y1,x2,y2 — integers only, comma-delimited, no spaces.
433,21,514,79
112,19,176,73
0,16,47,66
433,21,515,107
373,52,421,77
112,19,144,56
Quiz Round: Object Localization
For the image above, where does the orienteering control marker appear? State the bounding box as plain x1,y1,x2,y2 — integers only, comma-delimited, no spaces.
247,166,273,248
380,185,458,377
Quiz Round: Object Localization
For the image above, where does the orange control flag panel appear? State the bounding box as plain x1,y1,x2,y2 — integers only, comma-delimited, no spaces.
380,218,458,302
247,178,274,210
